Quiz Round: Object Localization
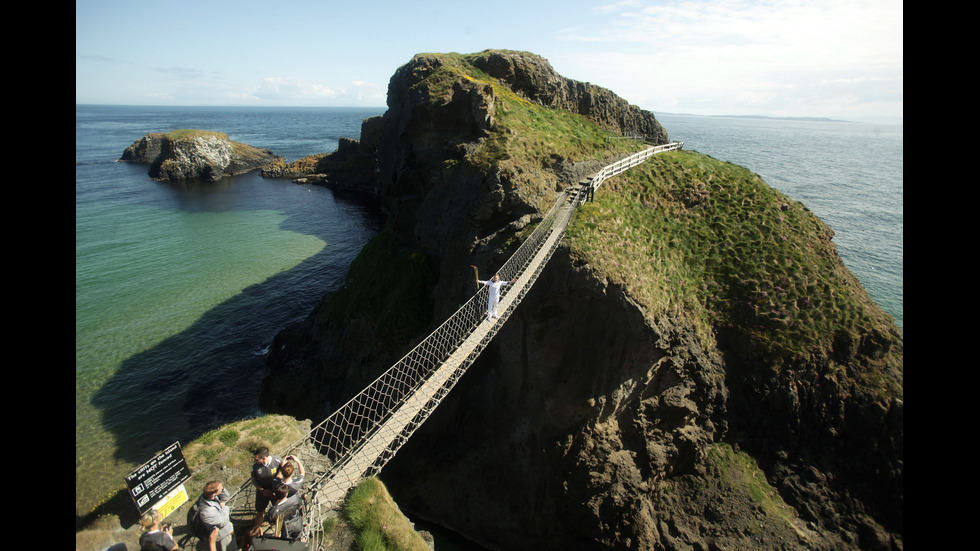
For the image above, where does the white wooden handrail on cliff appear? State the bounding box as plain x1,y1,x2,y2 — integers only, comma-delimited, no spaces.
220,141,683,550
587,141,684,196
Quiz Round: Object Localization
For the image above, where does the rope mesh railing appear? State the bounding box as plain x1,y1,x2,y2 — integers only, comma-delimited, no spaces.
218,142,682,550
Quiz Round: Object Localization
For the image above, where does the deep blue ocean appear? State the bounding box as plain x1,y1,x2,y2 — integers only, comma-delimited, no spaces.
75,106,902,517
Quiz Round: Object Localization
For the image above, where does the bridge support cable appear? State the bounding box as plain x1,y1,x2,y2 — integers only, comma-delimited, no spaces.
220,142,682,550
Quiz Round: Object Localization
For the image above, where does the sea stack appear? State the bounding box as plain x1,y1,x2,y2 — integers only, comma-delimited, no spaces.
260,50,903,550
120,129,280,182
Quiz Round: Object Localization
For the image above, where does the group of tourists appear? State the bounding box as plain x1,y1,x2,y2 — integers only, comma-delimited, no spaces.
136,447,306,551
247,448,307,544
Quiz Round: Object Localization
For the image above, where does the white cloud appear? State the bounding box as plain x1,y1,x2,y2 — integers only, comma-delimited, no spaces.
246,77,385,106
552,0,902,119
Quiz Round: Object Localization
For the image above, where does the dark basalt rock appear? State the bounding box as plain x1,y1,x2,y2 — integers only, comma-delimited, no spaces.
261,116,383,195
469,49,668,143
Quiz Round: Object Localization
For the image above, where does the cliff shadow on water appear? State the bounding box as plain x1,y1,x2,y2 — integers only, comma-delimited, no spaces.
81,175,385,516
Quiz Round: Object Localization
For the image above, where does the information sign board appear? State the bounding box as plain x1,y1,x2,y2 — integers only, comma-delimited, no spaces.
125,441,192,516
155,484,189,520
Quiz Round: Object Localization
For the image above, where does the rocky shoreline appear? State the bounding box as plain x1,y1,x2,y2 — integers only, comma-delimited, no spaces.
260,115,382,196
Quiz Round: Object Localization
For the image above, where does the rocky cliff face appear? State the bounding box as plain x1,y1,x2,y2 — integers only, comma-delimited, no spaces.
120,130,279,182
468,49,668,142
387,249,733,550
260,50,902,550
261,116,383,195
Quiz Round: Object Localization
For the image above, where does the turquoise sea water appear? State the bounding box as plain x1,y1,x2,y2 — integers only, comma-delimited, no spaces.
75,106,902,517
75,105,385,514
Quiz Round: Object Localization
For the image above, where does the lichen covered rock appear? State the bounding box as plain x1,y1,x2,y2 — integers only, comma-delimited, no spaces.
120,130,280,182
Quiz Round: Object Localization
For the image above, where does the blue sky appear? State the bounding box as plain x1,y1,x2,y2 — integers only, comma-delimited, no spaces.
76,0,902,122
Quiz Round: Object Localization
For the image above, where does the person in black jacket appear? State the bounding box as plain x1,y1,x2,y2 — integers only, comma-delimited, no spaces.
250,447,283,513
137,509,178,551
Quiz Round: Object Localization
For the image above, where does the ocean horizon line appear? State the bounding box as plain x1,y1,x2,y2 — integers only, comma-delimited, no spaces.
76,103,901,126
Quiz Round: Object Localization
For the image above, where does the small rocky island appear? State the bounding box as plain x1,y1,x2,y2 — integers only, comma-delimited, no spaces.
119,129,280,182
260,50,903,551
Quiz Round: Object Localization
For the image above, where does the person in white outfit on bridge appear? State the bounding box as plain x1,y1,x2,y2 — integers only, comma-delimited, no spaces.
479,273,516,320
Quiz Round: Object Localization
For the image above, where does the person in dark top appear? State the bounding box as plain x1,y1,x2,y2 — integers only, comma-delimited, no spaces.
250,447,283,513
257,485,304,540
272,454,305,498
137,509,178,551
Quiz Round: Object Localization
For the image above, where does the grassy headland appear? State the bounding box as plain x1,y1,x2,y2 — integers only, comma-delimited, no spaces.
344,477,432,551
332,49,902,398
402,52,649,203
565,150,902,395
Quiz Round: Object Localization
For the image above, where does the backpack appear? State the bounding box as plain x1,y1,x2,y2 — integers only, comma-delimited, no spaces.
270,498,304,540
185,498,213,540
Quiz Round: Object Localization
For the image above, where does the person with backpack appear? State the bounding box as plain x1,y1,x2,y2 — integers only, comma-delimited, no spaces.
194,480,237,551
250,484,304,541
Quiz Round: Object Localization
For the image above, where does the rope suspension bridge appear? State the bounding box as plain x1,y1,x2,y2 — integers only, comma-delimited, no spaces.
221,140,684,549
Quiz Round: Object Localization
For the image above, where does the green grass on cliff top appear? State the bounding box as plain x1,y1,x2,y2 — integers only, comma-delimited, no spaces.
410,52,647,205
339,51,901,393
417,52,901,379
165,129,230,141
313,51,636,346
345,477,431,551
158,129,270,159
565,149,901,379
